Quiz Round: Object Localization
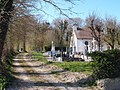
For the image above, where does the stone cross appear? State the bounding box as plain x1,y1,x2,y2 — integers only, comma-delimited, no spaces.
51,41,55,51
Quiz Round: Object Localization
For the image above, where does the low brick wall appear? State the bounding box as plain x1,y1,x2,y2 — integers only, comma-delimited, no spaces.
97,78,120,90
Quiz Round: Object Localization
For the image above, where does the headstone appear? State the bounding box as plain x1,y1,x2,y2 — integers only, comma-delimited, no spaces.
51,41,55,60
57,57,62,62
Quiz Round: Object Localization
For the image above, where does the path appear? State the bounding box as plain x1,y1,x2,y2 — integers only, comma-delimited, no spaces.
7,53,98,90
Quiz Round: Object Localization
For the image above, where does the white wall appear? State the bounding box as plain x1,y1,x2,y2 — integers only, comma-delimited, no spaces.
77,39,92,54
71,29,78,54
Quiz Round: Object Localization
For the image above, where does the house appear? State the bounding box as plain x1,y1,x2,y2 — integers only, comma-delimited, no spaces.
70,25,107,61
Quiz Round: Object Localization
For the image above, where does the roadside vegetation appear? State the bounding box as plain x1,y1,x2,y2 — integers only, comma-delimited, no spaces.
52,61,93,75
0,52,17,90
0,74,8,90
89,49,120,79
32,52,47,62
32,49,120,78
32,52,94,75
32,50,120,87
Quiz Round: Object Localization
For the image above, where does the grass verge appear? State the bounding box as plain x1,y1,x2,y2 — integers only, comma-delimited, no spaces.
52,61,93,75
0,52,17,90
32,52,93,75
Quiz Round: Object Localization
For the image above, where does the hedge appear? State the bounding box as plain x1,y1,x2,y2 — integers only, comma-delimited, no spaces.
89,49,120,79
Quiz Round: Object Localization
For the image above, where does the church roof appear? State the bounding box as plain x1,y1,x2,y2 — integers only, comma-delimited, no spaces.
75,28,93,39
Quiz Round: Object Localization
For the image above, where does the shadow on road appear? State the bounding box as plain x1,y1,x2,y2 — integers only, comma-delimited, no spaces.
12,69,67,76
8,75,95,88
7,53,95,89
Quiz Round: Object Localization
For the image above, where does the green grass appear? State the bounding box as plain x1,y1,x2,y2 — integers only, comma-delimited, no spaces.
32,52,45,60
52,62,93,75
32,52,93,75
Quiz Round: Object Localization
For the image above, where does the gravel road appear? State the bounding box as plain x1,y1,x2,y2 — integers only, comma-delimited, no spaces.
7,53,98,90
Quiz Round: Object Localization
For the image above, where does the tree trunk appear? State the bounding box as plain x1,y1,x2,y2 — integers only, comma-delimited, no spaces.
0,14,9,62
98,32,101,51
17,39,20,52
0,13,10,74
0,0,13,73
23,33,26,52
111,34,115,50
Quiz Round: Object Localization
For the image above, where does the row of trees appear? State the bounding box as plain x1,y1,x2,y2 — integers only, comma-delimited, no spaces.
0,0,78,74
8,17,72,52
86,14,120,50
28,15,120,52
10,15,120,53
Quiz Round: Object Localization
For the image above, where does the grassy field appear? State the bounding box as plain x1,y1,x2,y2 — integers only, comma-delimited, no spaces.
32,52,93,75
53,61,93,75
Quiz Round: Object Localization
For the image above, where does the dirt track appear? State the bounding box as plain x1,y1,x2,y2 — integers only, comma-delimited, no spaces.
7,53,98,90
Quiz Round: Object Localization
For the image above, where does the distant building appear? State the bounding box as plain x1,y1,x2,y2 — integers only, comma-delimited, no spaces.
70,25,107,61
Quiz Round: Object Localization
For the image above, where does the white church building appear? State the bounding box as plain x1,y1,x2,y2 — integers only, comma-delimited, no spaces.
70,25,107,61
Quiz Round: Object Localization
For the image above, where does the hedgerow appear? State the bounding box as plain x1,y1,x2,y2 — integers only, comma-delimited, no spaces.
89,49,120,79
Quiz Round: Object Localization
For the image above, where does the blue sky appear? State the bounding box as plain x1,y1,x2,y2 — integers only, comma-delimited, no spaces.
35,0,120,23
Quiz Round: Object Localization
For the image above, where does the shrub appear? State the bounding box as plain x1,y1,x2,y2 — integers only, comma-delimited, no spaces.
1,51,17,90
0,75,7,90
89,49,120,79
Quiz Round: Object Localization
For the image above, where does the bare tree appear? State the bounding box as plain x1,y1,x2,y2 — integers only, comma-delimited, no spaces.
86,14,103,51
0,0,14,71
53,19,68,47
104,18,118,49
116,24,120,48
67,18,83,28
0,0,80,73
